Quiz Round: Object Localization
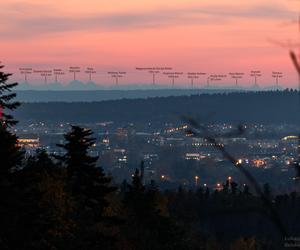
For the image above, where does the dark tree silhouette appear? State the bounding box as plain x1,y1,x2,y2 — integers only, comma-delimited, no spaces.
0,65,23,176
56,125,117,249
0,65,20,127
0,65,25,250
14,150,74,250
57,126,98,173
263,183,272,201
25,149,57,169
123,166,186,250
0,128,23,176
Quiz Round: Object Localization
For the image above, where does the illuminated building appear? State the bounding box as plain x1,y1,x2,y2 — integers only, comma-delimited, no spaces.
102,138,110,146
185,153,206,161
252,159,266,168
18,135,40,149
281,135,298,141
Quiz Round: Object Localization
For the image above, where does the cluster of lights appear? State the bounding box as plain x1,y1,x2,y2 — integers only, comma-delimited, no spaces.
18,138,40,148
253,159,266,168
235,159,243,166
165,125,188,133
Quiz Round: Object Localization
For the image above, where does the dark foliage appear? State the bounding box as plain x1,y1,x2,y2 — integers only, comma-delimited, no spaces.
122,167,187,250
0,65,23,176
56,125,118,249
0,65,20,128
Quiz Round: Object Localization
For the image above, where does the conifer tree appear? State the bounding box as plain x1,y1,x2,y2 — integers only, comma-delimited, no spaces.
16,150,74,250
26,149,56,170
57,126,116,210
123,165,186,250
57,126,117,249
0,64,24,249
131,168,144,194
57,126,98,173
0,64,23,176
0,65,20,127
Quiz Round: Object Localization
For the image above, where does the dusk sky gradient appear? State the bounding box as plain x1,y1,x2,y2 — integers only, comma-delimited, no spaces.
1,0,300,87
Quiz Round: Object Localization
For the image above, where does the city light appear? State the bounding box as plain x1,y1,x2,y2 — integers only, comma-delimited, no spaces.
235,159,243,166
195,175,199,185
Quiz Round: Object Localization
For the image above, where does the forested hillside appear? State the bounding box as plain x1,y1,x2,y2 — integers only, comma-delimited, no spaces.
15,90,300,124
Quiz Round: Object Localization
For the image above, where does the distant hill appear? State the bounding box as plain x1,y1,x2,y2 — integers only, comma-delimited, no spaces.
14,90,300,125
16,89,246,102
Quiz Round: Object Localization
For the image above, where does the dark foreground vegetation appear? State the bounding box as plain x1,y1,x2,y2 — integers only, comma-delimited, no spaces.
1,66,300,249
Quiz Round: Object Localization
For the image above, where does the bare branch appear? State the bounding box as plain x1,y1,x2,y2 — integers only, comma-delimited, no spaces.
184,117,287,237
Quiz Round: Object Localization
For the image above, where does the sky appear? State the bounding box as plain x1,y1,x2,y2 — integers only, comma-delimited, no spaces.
0,0,299,87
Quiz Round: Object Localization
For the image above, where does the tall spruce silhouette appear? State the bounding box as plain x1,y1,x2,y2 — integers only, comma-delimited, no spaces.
56,126,117,248
57,125,116,212
57,126,98,168
0,65,24,249
0,64,23,176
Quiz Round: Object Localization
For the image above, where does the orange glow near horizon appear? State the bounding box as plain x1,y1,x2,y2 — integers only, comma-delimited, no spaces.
0,0,299,87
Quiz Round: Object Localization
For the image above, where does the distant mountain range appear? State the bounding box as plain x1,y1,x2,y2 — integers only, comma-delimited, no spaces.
15,81,287,102
16,80,285,91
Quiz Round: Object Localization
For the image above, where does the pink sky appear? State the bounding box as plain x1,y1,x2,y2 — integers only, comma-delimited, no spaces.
0,0,299,87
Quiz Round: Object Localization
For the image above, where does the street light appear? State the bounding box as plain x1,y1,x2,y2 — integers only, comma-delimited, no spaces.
236,159,243,166
195,175,199,185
